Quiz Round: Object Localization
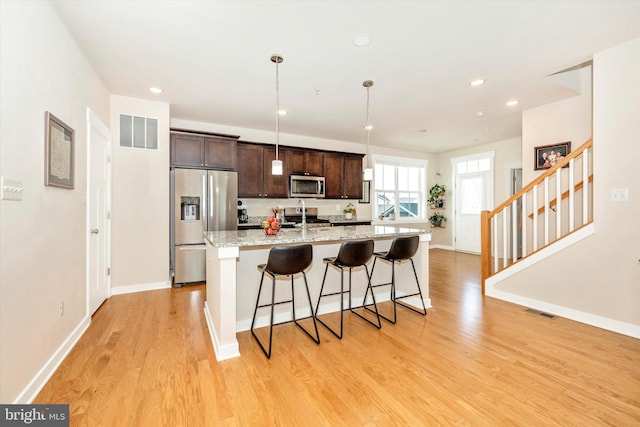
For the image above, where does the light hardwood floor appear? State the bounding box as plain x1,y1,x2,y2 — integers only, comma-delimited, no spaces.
35,249,640,426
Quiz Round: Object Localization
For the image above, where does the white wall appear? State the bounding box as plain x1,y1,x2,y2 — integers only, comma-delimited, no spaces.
0,1,109,402
432,137,522,247
110,96,171,291
494,38,640,330
522,68,592,184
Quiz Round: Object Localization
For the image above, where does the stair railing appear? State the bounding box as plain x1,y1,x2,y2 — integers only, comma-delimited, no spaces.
481,139,593,291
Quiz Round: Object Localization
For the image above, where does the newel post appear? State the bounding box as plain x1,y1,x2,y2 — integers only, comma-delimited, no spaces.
480,210,491,294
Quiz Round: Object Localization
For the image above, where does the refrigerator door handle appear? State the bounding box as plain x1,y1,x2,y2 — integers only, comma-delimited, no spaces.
209,174,214,219
202,174,207,231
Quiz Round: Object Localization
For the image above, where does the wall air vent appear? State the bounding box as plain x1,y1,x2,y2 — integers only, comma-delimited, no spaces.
119,114,158,150
525,308,557,319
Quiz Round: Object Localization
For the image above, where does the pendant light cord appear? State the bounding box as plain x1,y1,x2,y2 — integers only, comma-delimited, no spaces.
365,85,370,168
275,58,280,161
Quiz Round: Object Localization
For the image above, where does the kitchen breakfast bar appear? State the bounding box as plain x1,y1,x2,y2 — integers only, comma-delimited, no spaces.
203,225,432,361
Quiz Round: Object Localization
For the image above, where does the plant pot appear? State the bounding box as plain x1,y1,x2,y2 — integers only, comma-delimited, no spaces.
345,212,353,220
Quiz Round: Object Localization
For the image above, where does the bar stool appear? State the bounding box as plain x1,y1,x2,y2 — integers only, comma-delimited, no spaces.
250,244,320,359
365,235,427,324
315,239,381,339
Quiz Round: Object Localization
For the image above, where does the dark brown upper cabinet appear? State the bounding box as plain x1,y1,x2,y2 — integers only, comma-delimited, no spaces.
171,133,237,170
324,152,364,199
288,149,324,176
237,142,289,198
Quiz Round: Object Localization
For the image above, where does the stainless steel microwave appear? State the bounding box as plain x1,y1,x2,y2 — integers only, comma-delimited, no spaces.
289,175,325,198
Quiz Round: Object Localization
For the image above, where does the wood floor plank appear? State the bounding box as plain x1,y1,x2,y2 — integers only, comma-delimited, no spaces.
33,250,640,425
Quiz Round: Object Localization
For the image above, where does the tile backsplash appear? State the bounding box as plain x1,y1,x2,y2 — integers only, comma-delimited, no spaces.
237,198,372,221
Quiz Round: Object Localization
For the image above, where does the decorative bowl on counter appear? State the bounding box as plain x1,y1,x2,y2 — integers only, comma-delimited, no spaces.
262,216,281,236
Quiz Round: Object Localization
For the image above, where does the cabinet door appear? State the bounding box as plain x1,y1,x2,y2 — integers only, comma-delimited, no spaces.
305,151,324,176
288,150,306,175
236,144,263,197
343,155,363,199
204,137,237,170
171,134,203,167
262,147,289,197
323,153,345,198
289,149,324,176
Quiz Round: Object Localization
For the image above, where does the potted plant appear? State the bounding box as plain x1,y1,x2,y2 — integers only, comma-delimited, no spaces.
429,212,446,227
428,184,446,208
343,202,356,219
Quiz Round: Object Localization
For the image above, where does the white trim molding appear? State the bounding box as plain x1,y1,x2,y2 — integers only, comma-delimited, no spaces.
110,281,171,295
15,316,90,403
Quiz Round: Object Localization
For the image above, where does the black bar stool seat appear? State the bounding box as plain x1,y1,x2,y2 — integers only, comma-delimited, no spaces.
365,235,427,324
315,239,381,339
250,244,320,359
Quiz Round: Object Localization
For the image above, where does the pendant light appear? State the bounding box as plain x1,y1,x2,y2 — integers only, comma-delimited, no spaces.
362,80,374,181
271,54,283,175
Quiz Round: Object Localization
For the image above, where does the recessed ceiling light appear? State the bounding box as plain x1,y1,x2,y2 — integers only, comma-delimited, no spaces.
476,111,485,117
353,34,372,47
278,110,287,116
149,87,163,94
470,79,485,87
506,99,519,107
364,124,373,130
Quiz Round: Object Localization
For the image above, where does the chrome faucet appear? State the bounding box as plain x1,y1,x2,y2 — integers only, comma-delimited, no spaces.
297,198,306,229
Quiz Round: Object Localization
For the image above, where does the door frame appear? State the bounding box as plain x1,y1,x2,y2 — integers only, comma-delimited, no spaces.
86,107,112,315
451,151,495,253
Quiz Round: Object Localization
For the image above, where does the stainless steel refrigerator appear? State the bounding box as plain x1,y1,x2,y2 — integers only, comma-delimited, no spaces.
171,168,238,285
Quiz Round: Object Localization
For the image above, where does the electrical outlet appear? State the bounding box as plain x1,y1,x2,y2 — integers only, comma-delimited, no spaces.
59,301,64,318
611,188,628,202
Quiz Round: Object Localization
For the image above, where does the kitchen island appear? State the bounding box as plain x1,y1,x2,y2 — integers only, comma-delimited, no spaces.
203,225,431,360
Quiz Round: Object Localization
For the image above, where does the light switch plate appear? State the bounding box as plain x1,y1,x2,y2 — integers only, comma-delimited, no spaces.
611,188,628,202
1,177,23,201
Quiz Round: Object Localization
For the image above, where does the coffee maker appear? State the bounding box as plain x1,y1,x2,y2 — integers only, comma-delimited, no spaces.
237,200,248,223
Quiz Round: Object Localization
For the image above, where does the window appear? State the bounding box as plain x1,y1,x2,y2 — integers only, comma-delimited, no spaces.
373,156,426,221
119,114,158,150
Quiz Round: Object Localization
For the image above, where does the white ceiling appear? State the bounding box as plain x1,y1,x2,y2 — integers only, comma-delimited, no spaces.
52,0,640,153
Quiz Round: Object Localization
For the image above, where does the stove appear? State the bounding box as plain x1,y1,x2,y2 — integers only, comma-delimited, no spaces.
283,207,331,228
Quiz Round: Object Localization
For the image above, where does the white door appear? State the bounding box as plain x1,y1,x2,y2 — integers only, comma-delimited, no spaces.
452,153,494,254
87,108,111,314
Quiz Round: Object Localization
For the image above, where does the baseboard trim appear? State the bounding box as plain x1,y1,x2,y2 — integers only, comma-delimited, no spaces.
110,281,171,295
429,244,454,251
485,289,640,339
203,302,240,361
15,315,90,403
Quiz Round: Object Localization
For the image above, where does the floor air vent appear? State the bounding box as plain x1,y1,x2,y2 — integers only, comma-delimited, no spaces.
525,308,557,319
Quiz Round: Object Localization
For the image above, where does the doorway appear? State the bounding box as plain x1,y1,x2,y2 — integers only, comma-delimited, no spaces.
87,108,111,315
452,152,494,253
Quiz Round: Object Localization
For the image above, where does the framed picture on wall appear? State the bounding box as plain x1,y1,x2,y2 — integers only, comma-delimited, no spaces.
534,141,571,171
45,111,74,189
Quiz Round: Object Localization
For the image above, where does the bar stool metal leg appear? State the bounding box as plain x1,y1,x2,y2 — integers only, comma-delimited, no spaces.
315,240,381,339
364,236,427,324
250,244,320,359
250,271,278,359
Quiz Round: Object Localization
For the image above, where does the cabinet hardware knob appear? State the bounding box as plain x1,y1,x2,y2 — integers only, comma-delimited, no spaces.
91,229,99,234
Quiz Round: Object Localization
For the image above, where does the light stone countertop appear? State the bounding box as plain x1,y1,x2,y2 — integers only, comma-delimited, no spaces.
204,225,430,248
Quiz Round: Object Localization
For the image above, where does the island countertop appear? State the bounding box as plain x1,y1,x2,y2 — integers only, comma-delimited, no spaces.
204,225,430,248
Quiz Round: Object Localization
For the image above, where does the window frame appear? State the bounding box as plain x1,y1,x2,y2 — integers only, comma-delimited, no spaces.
371,154,428,224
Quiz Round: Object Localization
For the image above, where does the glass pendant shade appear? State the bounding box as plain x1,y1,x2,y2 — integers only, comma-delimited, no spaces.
363,167,374,181
272,159,283,175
